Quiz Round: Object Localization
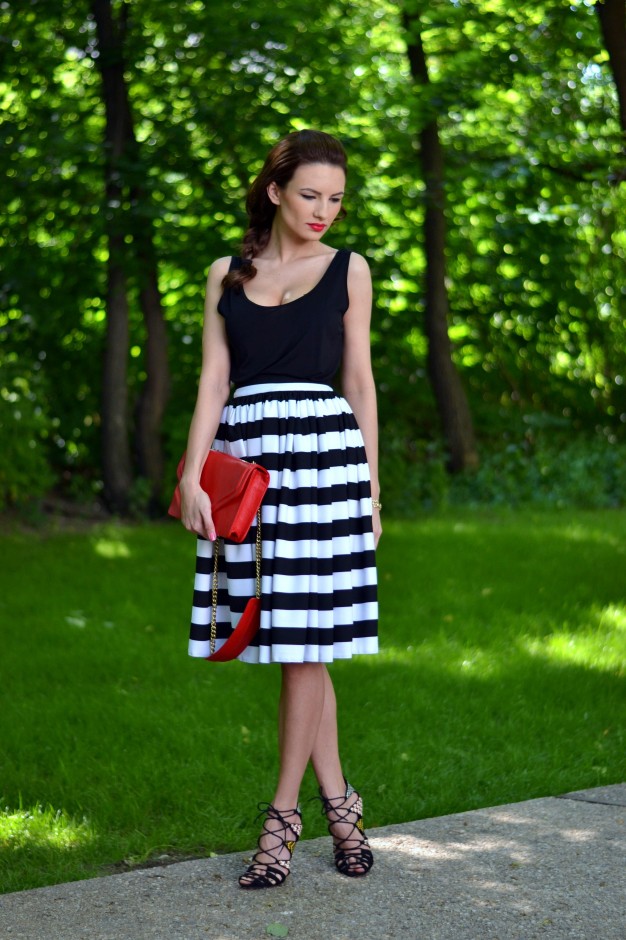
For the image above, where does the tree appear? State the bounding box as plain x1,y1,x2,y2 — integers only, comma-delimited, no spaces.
596,0,626,147
91,0,134,512
1,0,624,513
91,0,170,513
402,5,479,471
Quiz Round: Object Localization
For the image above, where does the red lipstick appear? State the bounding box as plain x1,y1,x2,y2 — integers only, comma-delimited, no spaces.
307,223,326,232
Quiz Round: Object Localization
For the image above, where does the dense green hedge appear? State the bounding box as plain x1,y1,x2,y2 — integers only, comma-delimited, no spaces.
380,435,626,515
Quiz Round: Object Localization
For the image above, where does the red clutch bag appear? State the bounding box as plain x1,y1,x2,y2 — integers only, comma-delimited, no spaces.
168,450,270,661
168,450,270,540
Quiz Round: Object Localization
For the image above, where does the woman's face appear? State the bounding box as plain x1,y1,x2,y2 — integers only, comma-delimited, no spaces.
268,162,346,241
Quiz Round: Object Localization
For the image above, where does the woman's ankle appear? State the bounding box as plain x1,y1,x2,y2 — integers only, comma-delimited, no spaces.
270,792,301,813
318,774,347,800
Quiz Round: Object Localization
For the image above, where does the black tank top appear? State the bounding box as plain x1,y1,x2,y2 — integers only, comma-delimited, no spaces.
218,249,351,387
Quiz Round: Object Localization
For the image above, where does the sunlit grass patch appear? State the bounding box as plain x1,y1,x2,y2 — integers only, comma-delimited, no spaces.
375,641,508,678
596,603,626,632
542,522,625,548
91,536,132,559
523,603,626,673
0,805,98,894
0,805,94,851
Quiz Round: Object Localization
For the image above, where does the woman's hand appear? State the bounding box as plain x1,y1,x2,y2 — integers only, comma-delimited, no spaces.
372,507,382,549
180,482,217,542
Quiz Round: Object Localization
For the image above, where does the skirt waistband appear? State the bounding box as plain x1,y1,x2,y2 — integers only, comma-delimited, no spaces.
234,382,333,398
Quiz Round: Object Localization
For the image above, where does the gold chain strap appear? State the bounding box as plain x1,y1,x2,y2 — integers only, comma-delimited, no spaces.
210,535,220,655
255,507,262,598
210,508,262,655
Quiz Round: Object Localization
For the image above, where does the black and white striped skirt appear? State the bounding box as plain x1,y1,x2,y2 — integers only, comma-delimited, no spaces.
188,382,378,664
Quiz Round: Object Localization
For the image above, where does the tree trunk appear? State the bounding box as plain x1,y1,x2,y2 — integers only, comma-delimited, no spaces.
596,0,626,182
403,12,479,471
596,0,626,134
92,0,170,512
92,0,133,511
101,241,132,513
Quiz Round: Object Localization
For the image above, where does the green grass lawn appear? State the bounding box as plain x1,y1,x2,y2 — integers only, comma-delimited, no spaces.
1,508,625,894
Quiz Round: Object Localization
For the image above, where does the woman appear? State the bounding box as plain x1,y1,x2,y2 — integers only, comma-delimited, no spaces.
179,129,381,890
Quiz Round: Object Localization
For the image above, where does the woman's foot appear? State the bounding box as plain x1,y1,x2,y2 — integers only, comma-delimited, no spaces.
319,779,373,877
239,803,302,889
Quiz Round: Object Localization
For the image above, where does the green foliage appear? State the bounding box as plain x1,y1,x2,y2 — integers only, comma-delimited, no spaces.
1,0,625,498
0,510,624,892
380,437,450,513
450,436,626,509
0,361,55,509
382,433,626,514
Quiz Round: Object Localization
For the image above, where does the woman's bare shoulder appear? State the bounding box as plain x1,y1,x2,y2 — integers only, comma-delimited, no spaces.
208,255,233,276
347,251,372,287
346,250,371,272
205,256,233,288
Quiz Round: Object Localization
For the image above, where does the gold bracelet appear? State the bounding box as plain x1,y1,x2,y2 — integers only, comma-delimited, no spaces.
372,498,382,511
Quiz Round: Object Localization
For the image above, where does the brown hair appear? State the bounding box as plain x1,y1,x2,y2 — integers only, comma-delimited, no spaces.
223,129,348,290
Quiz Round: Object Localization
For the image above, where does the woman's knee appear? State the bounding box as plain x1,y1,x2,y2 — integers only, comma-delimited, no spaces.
281,662,326,685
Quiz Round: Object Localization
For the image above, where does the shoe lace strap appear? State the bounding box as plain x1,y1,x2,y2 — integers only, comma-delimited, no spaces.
252,802,303,863
316,787,366,851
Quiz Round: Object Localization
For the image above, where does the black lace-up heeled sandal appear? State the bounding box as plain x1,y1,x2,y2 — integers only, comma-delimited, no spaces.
318,779,374,878
239,803,303,890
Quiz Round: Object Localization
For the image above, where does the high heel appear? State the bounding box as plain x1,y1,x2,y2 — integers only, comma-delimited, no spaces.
239,803,302,889
318,779,373,878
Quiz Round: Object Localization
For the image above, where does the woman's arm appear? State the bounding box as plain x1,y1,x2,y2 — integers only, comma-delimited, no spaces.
179,257,232,540
340,252,382,547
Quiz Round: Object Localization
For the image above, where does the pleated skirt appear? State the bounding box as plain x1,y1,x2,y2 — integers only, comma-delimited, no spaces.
188,382,379,664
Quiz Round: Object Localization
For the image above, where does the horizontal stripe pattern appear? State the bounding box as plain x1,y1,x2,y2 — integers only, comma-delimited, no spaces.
189,385,379,664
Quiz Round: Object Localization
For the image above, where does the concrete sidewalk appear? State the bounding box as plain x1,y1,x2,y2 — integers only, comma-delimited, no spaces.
1,785,624,940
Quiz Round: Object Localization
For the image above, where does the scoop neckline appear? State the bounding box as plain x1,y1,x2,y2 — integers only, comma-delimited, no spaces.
241,249,343,310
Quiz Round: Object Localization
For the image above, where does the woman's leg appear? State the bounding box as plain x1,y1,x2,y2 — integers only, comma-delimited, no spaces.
309,666,371,876
309,666,345,797
240,662,326,886
240,662,369,884
273,662,327,807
